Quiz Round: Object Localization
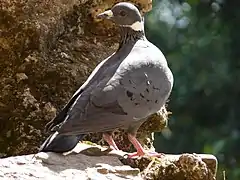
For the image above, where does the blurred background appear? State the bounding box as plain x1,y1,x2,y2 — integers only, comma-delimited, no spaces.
145,0,240,179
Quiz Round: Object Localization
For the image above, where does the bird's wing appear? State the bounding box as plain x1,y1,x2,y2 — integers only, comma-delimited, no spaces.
56,46,173,135
45,54,115,132
55,67,129,135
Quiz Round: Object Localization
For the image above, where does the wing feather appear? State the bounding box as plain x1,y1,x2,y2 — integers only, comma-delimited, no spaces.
45,55,114,132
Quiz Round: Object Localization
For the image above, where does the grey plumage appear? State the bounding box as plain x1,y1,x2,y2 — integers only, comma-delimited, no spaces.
39,133,83,153
40,2,173,154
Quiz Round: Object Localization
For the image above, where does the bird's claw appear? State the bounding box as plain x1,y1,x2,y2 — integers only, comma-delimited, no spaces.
127,151,165,159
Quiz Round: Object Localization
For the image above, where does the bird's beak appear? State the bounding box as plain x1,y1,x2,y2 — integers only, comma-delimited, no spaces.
97,10,114,19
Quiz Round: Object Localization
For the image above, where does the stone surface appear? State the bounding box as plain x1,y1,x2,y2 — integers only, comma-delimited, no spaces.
0,152,141,180
0,0,157,157
0,143,218,180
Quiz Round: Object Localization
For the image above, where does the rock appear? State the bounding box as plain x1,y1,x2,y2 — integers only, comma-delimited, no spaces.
124,153,218,180
0,153,141,180
0,0,154,157
0,143,218,179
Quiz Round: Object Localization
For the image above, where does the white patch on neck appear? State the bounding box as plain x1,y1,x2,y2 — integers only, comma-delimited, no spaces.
121,21,144,31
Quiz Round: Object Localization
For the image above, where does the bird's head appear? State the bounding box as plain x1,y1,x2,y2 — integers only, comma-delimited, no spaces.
97,2,144,31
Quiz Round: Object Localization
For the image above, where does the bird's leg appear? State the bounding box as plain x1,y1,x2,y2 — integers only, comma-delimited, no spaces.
102,132,119,150
127,134,163,158
127,134,145,157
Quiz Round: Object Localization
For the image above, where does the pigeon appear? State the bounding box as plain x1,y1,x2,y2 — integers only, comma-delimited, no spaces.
39,2,174,158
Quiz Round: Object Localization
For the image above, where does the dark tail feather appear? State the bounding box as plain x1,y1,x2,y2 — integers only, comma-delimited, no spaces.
39,132,84,153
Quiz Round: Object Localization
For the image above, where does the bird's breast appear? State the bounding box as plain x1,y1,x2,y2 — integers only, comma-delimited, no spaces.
117,61,172,120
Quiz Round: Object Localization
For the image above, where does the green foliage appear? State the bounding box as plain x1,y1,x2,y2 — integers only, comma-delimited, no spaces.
145,0,240,179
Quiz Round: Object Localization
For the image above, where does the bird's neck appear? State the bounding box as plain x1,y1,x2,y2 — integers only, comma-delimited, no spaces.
118,26,145,50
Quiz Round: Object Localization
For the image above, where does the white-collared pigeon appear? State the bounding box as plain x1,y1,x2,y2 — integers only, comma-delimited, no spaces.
39,2,174,158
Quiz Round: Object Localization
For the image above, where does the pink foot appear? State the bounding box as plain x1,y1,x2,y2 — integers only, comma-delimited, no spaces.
127,134,164,158
128,150,164,158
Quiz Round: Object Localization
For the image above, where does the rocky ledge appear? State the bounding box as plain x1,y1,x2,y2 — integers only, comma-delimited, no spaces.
0,143,217,180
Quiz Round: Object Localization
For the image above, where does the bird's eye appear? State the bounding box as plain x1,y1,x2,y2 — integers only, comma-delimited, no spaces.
119,10,126,17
